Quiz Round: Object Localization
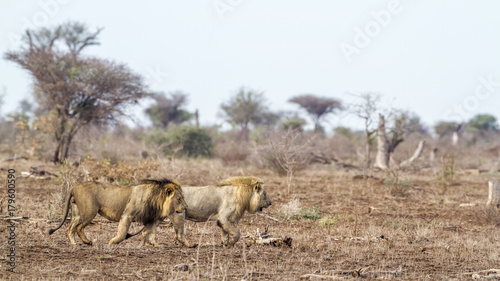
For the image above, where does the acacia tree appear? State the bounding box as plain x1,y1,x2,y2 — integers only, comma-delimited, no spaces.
4,22,147,163
219,87,271,138
289,94,343,132
467,114,499,135
145,91,192,128
434,121,458,138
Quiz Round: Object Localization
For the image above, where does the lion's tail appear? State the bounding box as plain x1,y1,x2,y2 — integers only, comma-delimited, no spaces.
125,226,145,240
48,187,73,235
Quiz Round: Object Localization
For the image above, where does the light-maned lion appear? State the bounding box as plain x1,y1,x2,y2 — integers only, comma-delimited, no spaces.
181,176,272,247
48,179,196,248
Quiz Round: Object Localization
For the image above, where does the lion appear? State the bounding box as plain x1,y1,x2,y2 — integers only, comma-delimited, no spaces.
48,178,196,248
180,176,272,247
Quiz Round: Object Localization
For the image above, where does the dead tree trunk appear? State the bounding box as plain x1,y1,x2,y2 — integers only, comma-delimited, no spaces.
452,131,459,146
195,109,199,128
364,131,371,169
452,123,464,146
400,140,425,168
374,114,425,170
429,148,437,166
487,181,500,208
374,114,389,170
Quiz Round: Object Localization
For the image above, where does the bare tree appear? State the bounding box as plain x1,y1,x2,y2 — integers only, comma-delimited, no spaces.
374,114,390,170
267,129,313,196
352,93,380,169
374,114,425,170
289,94,343,132
4,22,147,163
144,91,192,128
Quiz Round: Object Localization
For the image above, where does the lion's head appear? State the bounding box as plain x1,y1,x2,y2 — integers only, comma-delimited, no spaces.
139,179,187,223
218,176,272,215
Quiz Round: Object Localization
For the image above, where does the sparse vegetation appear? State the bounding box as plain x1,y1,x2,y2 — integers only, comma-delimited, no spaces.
3,152,500,280
1,17,500,281
440,154,455,195
299,205,322,220
318,216,336,227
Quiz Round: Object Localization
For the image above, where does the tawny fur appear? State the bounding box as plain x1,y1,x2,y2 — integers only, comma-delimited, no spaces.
48,179,196,248
181,176,272,247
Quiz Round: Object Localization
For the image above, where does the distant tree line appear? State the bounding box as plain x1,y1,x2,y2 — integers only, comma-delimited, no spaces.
2,21,499,163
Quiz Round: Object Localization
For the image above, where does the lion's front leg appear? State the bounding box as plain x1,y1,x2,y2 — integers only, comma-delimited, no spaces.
217,220,240,247
217,220,229,246
149,221,163,248
169,212,197,248
109,215,133,245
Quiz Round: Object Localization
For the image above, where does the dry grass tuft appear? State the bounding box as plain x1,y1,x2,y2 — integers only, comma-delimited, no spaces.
473,205,500,226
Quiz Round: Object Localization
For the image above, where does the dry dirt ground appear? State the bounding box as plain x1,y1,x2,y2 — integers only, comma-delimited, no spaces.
1,158,500,280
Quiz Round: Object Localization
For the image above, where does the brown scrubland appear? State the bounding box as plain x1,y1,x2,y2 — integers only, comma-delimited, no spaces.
1,129,500,280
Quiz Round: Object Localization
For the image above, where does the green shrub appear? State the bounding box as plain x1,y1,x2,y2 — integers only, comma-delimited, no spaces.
299,205,322,220
144,125,214,158
319,216,336,227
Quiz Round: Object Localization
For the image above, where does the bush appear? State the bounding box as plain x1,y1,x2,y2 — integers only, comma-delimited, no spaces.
279,196,301,220
299,205,322,220
58,156,160,194
319,216,336,227
144,125,214,158
215,140,249,164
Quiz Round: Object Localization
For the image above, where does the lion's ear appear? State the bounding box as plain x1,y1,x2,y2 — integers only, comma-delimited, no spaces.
165,186,175,197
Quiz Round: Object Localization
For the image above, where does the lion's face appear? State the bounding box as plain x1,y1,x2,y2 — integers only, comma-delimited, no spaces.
248,184,272,214
162,185,188,217
259,190,272,211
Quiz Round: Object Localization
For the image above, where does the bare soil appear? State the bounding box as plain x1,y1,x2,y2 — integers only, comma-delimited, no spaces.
1,159,500,280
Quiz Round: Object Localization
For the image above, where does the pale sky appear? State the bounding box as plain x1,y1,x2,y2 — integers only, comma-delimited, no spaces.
1,0,500,131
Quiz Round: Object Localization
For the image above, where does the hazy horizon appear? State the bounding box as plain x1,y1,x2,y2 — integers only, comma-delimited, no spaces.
1,0,499,132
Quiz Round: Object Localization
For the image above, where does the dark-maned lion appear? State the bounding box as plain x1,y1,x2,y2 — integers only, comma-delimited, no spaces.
48,179,196,247
181,176,272,247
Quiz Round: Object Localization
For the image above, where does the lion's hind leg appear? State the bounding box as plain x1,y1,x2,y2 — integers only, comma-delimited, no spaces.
66,202,79,245
142,222,163,248
109,215,133,245
75,214,95,245
74,196,99,245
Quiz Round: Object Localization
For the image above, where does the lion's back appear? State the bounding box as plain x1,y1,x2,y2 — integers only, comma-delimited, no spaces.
182,185,234,221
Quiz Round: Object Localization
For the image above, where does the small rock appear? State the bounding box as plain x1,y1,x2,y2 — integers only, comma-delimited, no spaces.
174,264,189,271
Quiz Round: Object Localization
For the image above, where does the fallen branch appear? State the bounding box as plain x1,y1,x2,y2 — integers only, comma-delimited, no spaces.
4,156,29,162
331,235,388,243
0,216,30,220
243,226,293,247
301,267,402,279
459,203,477,207
299,274,337,280
355,266,402,278
463,269,500,276
257,212,281,222
20,167,58,180
399,140,425,168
